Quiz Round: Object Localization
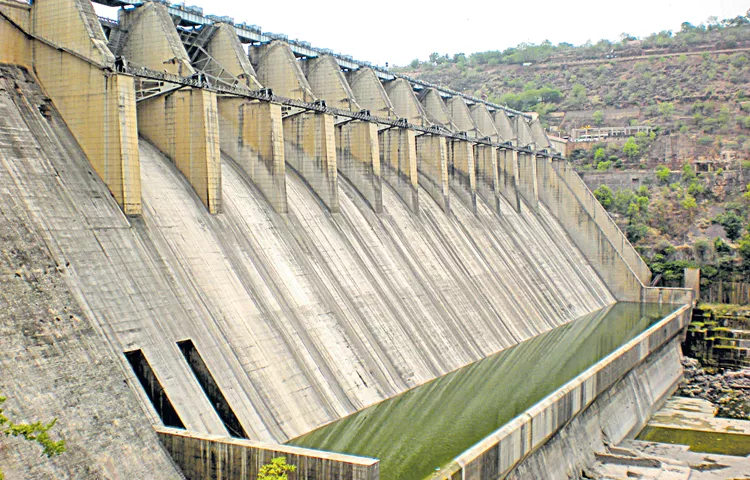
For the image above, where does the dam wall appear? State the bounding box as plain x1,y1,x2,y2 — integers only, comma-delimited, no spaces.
437,305,690,480
0,0,695,476
0,65,180,479
0,62,616,450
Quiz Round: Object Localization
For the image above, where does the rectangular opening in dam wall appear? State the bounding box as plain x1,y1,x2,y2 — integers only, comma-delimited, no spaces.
177,339,248,439
124,349,185,429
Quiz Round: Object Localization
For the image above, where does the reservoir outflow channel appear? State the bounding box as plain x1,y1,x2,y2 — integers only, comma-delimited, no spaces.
288,302,680,479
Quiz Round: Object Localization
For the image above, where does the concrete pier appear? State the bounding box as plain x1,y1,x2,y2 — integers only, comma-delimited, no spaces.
138,88,222,213
251,40,315,101
516,150,539,211
218,99,287,214
497,148,521,212
16,0,142,214
470,104,502,142
474,144,500,212
284,111,339,212
447,97,478,137
346,67,396,119
529,117,552,150
379,127,419,212
336,120,382,212
123,2,221,213
416,133,450,212
204,23,263,89
384,78,430,126
420,88,456,131
515,115,536,148
494,110,517,144
119,2,193,76
303,55,360,111
448,139,477,212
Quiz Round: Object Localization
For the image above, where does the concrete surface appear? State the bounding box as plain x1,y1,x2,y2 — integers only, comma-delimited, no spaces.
283,111,339,212
416,133,450,212
346,67,397,119
251,40,315,102
157,427,379,480
378,126,419,212
303,55,360,111
0,64,182,479
434,306,690,479
335,120,382,212
218,98,287,214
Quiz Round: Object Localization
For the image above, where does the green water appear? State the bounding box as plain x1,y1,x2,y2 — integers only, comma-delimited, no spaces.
287,302,678,479
638,426,750,456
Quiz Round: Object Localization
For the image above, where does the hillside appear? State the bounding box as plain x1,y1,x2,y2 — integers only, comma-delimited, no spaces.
399,14,750,298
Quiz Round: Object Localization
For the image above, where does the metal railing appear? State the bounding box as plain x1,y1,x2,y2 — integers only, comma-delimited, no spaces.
121,64,556,158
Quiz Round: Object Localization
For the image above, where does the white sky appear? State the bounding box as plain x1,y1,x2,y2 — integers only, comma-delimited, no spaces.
95,1,749,67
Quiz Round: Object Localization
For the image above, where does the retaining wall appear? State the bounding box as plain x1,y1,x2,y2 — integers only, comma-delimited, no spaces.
157,427,379,480
435,304,690,480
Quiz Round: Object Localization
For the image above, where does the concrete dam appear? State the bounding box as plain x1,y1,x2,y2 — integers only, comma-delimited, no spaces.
0,0,694,478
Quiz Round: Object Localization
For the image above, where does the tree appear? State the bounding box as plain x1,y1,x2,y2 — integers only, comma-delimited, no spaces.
713,211,745,241
568,83,588,108
655,165,671,184
658,102,675,120
623,137,640,159
593,185,613,209
0,394,66,479
593,147,606,162
681,163,696,183
593,110,604,126
739,234,750,275
258,457,297,480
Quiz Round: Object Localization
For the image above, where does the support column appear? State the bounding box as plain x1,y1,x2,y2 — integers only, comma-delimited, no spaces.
447,139,476,212
416,134,449,213
138,88,222,213
497,148,521,213
379,127,418,213
28,0,141,214
335,120,382,212
218,98,287,214
516,149,539,211
122,1,221,214
283,112,339,213
474,144,500,213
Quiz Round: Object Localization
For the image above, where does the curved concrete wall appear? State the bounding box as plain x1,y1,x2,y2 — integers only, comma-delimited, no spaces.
0,66,617,447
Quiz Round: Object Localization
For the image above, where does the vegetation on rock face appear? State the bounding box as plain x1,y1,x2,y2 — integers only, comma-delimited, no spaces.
400,10,750,294
0,393,65,479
